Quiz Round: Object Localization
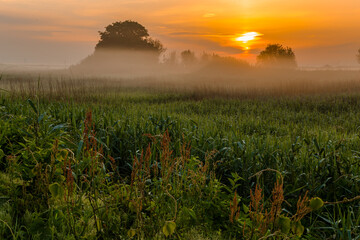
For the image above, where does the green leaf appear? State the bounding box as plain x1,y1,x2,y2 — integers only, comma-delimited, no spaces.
187,208,197,220
145,201,156,211
19,128,34,138
243,203,249,214
27,99,38,114
228,178,235,186
277,216,291,234
49,124,66,133
38,113,45,123
127,229,136,238
96,219,101,231
76,140,84,159
162,221,176,237
49,183,64,199
310,197,324,210
291,221,304,236
94,136,110,151
0,196,10,208
0,149,4,160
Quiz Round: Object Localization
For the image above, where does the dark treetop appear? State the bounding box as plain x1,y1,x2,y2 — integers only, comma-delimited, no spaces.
95,20,164,54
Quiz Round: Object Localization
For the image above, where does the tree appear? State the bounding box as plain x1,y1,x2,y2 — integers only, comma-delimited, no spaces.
72,20,165,75
357,48,360,64
95,20,164,54
257,44,297,68
181,50,196,66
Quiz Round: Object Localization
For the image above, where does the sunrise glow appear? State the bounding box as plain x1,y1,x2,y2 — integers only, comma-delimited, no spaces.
0,0,359,65
235,32,262,44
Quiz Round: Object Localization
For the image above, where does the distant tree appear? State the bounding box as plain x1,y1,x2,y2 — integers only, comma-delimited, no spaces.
72,20,165,74
95,20,164,54
181,50,196,66
200,52,211,62
357,48,360,64
197,54,250,76
257,44,297,68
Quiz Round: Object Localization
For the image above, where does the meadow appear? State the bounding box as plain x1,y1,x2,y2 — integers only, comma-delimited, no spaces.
0,72,360,239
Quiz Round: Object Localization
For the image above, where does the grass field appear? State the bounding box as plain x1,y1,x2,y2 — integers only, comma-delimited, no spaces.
0,73,360,239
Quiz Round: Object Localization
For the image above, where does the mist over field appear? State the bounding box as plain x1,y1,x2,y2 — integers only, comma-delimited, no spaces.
1,17,359,99
1,50,359,99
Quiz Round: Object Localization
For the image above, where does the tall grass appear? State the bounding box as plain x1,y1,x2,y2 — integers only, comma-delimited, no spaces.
1,69,360,100
1,73,360,238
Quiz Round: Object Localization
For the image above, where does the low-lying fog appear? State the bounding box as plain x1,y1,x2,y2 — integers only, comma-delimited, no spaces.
1,49,360,98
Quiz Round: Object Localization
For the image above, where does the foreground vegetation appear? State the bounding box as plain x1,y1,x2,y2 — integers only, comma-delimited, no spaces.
1,76,360,239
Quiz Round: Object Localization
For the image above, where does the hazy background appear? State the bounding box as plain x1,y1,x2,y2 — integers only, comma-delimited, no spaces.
0,0,360,68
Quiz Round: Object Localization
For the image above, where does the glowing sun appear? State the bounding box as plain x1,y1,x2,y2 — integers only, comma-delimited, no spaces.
235,32,262,43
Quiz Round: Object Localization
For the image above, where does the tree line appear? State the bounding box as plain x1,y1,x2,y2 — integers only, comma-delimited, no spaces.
80,20,360,70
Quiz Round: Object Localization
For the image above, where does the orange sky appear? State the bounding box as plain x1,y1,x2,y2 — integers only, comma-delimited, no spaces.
0,0,360,66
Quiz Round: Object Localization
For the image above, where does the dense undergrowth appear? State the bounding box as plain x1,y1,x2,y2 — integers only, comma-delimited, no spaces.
1,88,360,239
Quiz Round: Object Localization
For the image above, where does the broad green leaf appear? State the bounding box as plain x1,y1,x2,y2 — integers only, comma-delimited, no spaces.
310,197,324,210
162,221,176,237
278,216,291,234
49,183,64,199
291,221,304,236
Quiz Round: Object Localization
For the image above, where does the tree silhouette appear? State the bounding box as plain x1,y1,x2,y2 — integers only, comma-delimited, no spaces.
181,50,196,66
257,44,297,68
72,20,165,74
95,20,164,54
357,48,360,64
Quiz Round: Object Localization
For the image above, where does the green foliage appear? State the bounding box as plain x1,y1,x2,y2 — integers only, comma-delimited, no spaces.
0,91,360,239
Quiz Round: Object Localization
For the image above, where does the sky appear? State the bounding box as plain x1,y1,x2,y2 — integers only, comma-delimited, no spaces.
0,0,360,67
